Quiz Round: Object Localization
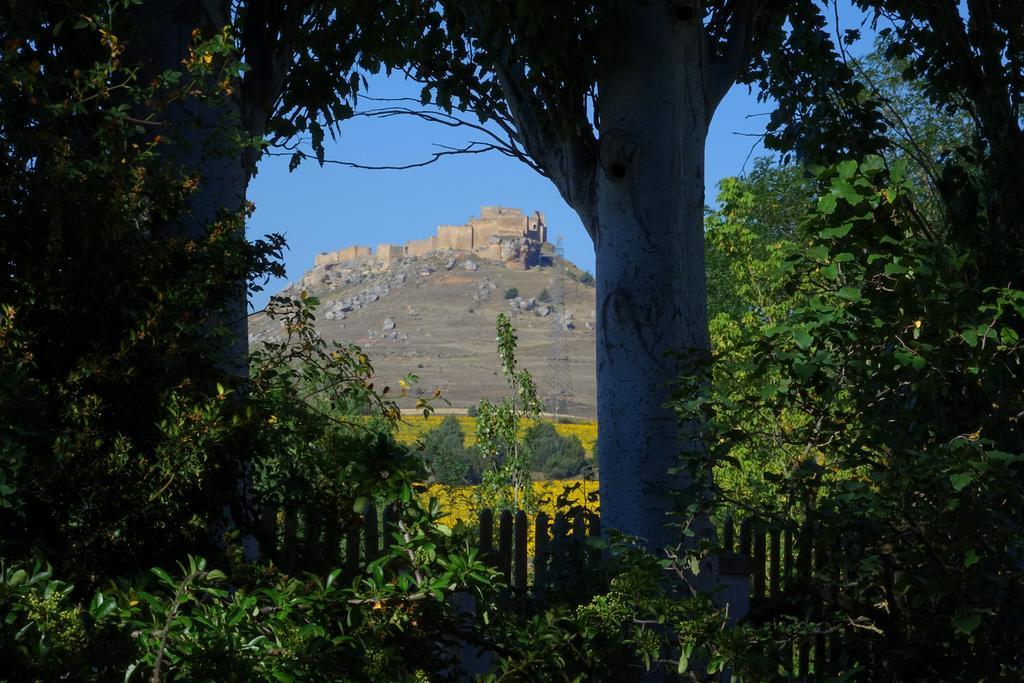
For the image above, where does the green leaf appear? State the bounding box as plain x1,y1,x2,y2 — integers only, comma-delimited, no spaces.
950,472,973,491
860,154,885,174
819,222,853,239
352,496,369,514
952,612,981,636
678,648,689,673
837,160,858,178
985,450,1020,462
807,245,830,261
150,567,174,585
837,287,861,301
792,362,816,380
834,181,862,206
817,194,838,215
793,329,813,350
890,158,909,183
964,549,980,567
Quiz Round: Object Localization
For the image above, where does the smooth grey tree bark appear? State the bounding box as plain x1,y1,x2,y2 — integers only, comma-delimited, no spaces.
482,1,756,552
590,7,713,552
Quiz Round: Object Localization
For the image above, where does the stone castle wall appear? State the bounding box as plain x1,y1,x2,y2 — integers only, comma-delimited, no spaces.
314,206,547,269
437,224,474,250
404,235,437,258
376,243,404,261
315,245,372,265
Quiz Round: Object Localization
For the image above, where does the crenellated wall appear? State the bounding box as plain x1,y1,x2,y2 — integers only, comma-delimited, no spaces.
314,207,548,269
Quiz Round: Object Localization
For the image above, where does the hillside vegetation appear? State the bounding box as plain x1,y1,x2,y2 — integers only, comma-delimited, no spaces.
396,414,597,455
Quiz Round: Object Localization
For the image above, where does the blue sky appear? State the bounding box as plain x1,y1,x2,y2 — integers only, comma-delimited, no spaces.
246,3,875,311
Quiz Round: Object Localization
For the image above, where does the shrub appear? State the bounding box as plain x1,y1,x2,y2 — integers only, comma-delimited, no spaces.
421,415,481,485
537,288,551,302
676,157,1024,679
525,423,586,479
503,287,520,300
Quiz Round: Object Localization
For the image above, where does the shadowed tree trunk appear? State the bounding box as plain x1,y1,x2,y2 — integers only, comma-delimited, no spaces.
132,0,249,375
129,0,377,559
591,5,712,551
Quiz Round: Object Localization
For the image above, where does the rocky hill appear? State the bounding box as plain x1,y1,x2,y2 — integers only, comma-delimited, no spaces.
248,221,597,418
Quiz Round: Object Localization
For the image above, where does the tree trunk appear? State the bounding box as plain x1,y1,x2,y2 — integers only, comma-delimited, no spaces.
593,7,710,552
132,1,257,558
132,1,249,377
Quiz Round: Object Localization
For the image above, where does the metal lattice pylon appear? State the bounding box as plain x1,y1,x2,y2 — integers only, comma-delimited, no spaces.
546,237,574,417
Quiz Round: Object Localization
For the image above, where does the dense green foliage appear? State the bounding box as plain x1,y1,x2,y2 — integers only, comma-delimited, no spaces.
684,15,1024,674
682,35,1024,672
686,153,1024,679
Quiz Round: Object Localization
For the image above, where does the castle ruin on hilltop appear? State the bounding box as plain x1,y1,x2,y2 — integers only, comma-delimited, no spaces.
314,206,549,270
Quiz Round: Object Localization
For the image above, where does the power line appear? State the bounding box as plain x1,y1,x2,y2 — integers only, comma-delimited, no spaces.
546,236,573,418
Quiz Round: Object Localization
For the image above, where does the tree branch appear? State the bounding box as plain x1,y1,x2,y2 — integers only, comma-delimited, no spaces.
455,3,598,239
266,101,542,173
706,0,758,116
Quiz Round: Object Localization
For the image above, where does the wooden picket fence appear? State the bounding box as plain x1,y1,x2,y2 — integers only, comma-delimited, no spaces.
259,504,853,680
257,503,601,594
722,517,858,682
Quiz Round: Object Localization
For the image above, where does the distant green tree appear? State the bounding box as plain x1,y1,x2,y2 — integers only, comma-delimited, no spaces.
503,287,520,300
524,423,586,479
421,415,480,485
475,314,541,510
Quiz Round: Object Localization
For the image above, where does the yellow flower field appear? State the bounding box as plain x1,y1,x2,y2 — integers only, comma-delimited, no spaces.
396,415,598,455
421,479,600,559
